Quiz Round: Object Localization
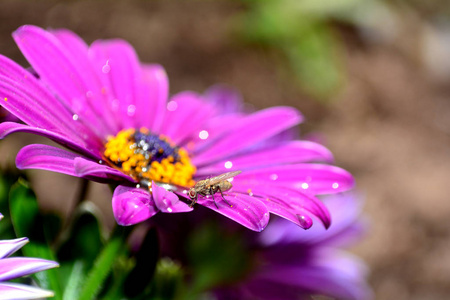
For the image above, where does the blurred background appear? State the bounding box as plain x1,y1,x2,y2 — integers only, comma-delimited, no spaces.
1,0,450,299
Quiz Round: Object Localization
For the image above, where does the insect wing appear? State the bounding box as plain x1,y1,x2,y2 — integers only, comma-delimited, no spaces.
207,170,242,186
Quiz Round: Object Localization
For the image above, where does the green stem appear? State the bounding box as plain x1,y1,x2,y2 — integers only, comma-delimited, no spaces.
77,226,130,300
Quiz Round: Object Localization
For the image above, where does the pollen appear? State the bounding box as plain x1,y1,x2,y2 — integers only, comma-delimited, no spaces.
104,128,196,187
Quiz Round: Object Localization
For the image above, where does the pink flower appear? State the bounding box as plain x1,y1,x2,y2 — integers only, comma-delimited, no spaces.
0,25,354,231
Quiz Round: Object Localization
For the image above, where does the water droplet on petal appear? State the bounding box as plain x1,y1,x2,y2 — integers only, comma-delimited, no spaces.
127,105,136,116
86,91,93,98
297,215,312,228
224,161,233,169
98,160,103,164
167,101,178,111
72,114,79,121
111,99,119,111
270,174,278,181
167,207,173,213
332,182,339,189
199,130,209,140
301,183,309,189
102,61,111,73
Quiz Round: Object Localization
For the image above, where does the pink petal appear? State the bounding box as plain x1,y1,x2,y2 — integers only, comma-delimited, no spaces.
51,28,120,134
240,186,331,229
74,157,135,183
151,182,192,213
13,25,114,138
159,91,216,144
203,84,244,115
0,122,101,160
0,55,102,151
112,185,158,226
195,141,334,176
0,238,28,259
138,64,169,132
193,192,270,232
16,144,79,177
192,107,303,166
88,39,143,129
0,257,58,281
0,282,54,300
16,144,132,184
233,164,355,195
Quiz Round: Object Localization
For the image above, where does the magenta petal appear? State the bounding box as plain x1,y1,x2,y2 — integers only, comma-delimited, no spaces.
0,122,100,160
233,164,355,195
151,182,192,213
137,64,169,132
112,185,158,226
0,257,58,281
0,282,54,299
189,113,245,153
159,91,216,144
193,107,303,166
0,54,102,150
195,141,334,176
13,25,113,138
195,192,270,232
88,39,143,129
204,85,243,115
0,238,28,259
51,28,120,135
16,144,79,177
241,186,331,229
74,157,135,183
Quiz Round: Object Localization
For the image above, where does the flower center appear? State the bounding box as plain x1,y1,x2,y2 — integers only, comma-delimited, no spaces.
104,128,196,187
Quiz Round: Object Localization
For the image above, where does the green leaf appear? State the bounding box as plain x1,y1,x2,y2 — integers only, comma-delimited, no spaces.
78,226,130,300
63,261,85,300
9,179,62,300
187,223,250,293
57,202,105,266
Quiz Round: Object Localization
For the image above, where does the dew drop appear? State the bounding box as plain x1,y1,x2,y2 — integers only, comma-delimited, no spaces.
111,99,119,111
86,91,93,98
98,160,103,164
270,174,278,181
297,215,312,228
102,61,111,73
72,114,79,121
301,183,309,189
224,161,233,169
167,101,178,111
127,105,136,116
199,130,209,140
332,182,339,189
167,207,173,213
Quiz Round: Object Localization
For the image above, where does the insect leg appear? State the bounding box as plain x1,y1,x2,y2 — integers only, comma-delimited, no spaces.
218,186,232,207
210,186,219,209
189,195,197,208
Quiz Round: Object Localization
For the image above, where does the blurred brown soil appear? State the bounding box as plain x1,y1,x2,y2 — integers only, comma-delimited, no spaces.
1,1,450,299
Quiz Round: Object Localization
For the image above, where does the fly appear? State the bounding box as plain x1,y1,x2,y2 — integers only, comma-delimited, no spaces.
188,170,242,208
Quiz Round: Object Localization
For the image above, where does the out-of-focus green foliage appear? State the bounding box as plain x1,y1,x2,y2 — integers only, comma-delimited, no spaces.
9,180,63,299
236,0,362,99
0,177,135,300
187,222,251,293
